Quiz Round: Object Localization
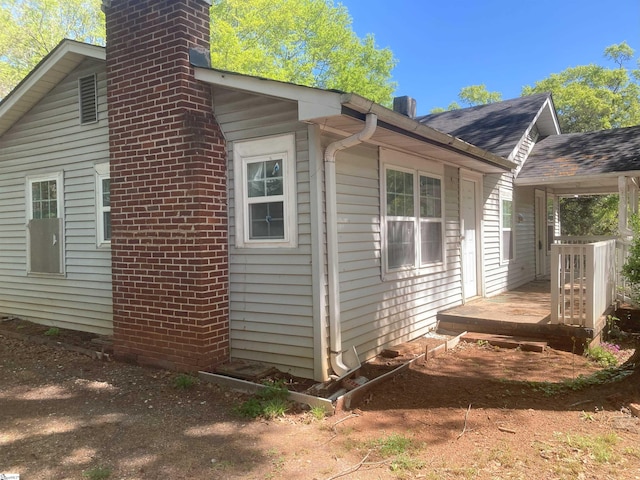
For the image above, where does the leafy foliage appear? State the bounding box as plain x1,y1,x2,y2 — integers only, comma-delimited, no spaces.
622,215,640,304
0,0,105,97
521,366,633,397
523,42,640,133
209,0,396,104
558,195,619,236
0,0,396,104
584,344,618,367
431,84,502,112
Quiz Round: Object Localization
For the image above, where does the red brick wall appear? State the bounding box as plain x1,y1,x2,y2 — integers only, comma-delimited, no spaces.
104,0,229,371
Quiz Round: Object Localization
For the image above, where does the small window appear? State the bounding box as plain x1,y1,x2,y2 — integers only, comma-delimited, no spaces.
95,163,111,246
500,191,514,262
382,149,445,277
79,74,97,124
233,134,297,248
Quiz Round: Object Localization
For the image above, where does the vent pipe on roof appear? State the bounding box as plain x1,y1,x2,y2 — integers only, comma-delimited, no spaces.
393,96,416,118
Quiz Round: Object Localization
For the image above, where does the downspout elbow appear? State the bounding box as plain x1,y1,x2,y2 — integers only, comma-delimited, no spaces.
324,113,377,377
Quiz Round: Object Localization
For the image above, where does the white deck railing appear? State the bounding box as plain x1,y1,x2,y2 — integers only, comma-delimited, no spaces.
550,238,617,328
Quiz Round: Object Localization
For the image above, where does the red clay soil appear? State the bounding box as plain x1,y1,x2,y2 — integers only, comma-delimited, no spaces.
2,319,640,479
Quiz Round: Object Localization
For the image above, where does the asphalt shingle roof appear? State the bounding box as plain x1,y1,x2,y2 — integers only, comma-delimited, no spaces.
417,93,551,159
518,125,640,180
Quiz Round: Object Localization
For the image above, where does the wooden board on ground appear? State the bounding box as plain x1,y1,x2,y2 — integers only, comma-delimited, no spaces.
461,332,547,352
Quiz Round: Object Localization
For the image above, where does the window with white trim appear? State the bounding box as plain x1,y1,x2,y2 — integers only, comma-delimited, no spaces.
382,150,445,275
500,190,514,262
95,163,111,246
233,134,297,248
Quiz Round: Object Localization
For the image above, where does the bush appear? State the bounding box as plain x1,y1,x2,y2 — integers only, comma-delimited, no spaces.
622,215,640,305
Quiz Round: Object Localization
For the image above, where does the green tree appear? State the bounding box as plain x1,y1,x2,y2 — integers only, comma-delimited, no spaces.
0,0,105,98
458,84,502,107
559,195,619,236
431,84,501,112
522,42,640,133
209,0,396,104
0,0,396,105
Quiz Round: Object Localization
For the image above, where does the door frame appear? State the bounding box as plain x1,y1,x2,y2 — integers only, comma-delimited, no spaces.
534,189,547,278
459,170,484,302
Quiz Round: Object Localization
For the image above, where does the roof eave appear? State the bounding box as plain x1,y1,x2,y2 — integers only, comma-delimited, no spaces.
341,93,517,172
0,40,105,136
515,170,640,187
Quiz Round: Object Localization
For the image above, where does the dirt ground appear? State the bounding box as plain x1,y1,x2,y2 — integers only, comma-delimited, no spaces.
2,321,640,479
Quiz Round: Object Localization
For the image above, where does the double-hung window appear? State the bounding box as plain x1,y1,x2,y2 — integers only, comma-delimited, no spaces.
233,134,297,248
500,190,514,262
382,150,444,276
95,163,111,247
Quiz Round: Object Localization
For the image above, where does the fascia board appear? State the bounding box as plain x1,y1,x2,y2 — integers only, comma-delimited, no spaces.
342,93,517,172
515,170,640,186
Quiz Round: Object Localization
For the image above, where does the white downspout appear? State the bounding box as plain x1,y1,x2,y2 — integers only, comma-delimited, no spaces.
324,113,378,377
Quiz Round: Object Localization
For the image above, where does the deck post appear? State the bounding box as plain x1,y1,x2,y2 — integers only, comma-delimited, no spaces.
550,244,560,324
585,243,595,329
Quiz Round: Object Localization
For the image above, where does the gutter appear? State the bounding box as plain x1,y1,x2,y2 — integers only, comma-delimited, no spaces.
324,113,378,377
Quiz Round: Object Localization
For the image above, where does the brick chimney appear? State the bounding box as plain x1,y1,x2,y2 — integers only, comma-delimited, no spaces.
104,0,229,371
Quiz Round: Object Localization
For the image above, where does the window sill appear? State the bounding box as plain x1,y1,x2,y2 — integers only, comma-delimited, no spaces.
382,263,446,282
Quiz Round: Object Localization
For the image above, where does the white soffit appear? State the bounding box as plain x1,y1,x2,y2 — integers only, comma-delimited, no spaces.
194,67,343,121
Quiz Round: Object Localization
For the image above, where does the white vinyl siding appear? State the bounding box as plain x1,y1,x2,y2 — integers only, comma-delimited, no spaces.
0,59,112,334
483,173,536,296
336,145,462,363
213,88,315,379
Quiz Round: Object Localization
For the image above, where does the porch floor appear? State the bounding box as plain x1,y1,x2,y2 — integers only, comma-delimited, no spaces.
437,280,594,351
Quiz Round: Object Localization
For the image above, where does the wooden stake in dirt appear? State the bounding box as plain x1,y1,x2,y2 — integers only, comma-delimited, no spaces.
498,426,517,434
457,404,472,439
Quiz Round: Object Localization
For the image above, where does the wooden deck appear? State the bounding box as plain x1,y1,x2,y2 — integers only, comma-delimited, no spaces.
437,280,595,351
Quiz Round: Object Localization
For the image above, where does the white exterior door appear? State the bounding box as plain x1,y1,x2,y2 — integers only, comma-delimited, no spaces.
535,190,546,277
461,177,479,299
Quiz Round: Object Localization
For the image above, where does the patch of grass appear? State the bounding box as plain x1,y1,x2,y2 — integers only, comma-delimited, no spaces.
44,327,60,337
210,459,234,472
309,405,326,420
235,379,291,419
579,410,595,421
624,446,640,459
262,397,288,419
558,432,620,463
366,433,425,472
83,465,111,480
390,453,425,471
521,366,633,397
173,373,198,390
486,442,516,468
